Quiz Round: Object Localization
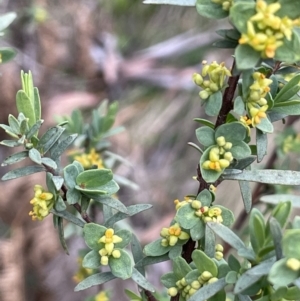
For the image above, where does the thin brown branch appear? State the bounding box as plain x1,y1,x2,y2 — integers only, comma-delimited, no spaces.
144,290,159,301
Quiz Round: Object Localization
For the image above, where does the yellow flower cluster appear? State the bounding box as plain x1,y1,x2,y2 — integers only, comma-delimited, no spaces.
73,257,93,283
29,185,54,221
98,229,122,265
202,136,233,172
282,134,300,154
239,0,300,58
211,0,233,11
246,72,272,127
74,148,104,169
167,272,218,299
174,197,193,210
193,61,231,100
160,223,190,247
192,200,224,223
95,291,110,301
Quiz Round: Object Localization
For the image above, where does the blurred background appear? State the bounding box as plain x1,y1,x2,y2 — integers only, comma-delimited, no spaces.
0,1,299,301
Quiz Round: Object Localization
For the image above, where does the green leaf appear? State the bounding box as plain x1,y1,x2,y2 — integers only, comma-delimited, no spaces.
221,169,300,185
277,0,300,19
229,2,256,33
160,272,178,288
0,48,17,64
228,254,241,272
226,270,238,284
269,217,283,260
270,201,291,229
282,229,300,258
273,74,300,103
193,118,215,128
54,195,66,211
76,180,119,196
33,88,41,123
234,259,275,293
143,0,195,5
1,151,28,166
275,30,300,63
0,139,22,147
41,157,57,170
131,268,155,292
109,249,133,279
192,249,218,277
268,258,299,287
64,163,80,189
207,222,246,252
205,225,216,257
57,217,69,255
135,254,169,267
175,205,198,229
82,250,100,269
190,220,205,241
173,256,192,279
0,124,19,138
272,100,300,115
188,278,227,301
125,289,142,301
51,209,85,228
239,181,252,213
235,45,261,70
37,126,65,154
197,189,212,206
29,148,42,164
185,269,200,284
260,194,300,208
114,229,132,249
0,12,16,31
237,295,252,301
74,272,116,291
50,134,78,159
196,0,228,19
2,165,45,180
205,91,223,116
104,204,152,228
168,245,182,259
256,129,267,163
217,205,235,227
195,126,215,147
131,233,145,276
271,286,288,301
83,223,106,250
26,120,44,140
8,114,20,134
215,122,246,142
66,188,81,205
249,208,266,255
234,96,245,115
256,115,273,133
144,239,171,257
213,39,238,49
93,196,127,214
16,91,36,127
76,168,112,187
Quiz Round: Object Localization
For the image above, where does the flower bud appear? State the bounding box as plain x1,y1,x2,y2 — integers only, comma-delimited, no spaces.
224,142,232,150
199,90,210,100
216,136,226,146
286,258,300,271
215,244,224,252
208,277,218,284
180,278,187,286
112,249,121,258
191,200,202,209
101,256,109,265
201,271,213,281
224,152,233,162
169,236,179,246
215,251,224,260
193,73,203,86
167,287,178,297
161,239,169,247
191,280,201,289
188,288,197,296
209,82,219,92
160,228,169,237
219,159,230,169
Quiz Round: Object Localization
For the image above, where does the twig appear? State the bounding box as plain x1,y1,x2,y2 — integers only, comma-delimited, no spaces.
144,290,159,301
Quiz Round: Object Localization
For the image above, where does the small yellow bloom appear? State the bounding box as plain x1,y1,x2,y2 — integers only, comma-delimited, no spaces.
95,291,109,301
160,223,189,247
286,258,300,271
74,148,104,169
249,104,268,126
29,185,54,221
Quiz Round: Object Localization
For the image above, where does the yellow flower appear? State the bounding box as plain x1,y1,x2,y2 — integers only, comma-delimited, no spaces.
95,291,109,301
74,148,104,169
160,223,190,247
239,0,299,58
249,104,268,126
73,257,93,283
29,185,54,221
98,228,122,255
